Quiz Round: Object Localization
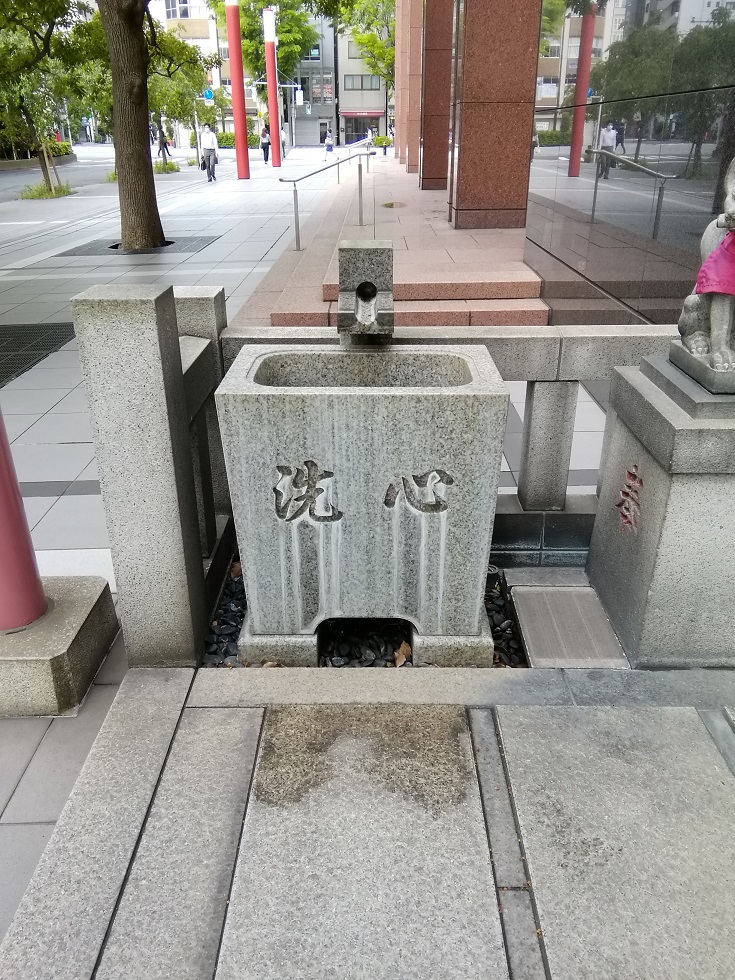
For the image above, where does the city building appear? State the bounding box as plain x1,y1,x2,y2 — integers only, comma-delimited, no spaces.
643,0,734,33
535,2,630,132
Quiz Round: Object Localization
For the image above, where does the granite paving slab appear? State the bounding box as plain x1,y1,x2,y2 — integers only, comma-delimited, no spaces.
512,587,629,669
0,717,51,814
564,668,735,708
95,707,262,980
215,706,509,980
497,707,735,979
188,667,574,707
0,669,192,980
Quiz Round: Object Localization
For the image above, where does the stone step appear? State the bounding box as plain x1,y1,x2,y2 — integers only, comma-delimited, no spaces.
546,297,643,326
270,297,549,328
322,254,542,301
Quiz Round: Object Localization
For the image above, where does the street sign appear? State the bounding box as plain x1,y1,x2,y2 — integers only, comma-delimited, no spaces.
203,88,214,100
305,102,312,115
204,99,214,107
295,87,304,107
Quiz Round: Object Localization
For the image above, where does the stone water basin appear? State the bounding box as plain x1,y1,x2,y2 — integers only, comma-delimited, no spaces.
215,344,508,664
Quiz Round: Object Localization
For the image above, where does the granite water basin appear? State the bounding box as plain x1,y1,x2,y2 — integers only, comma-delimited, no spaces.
216,344,509,660
252,350,473,388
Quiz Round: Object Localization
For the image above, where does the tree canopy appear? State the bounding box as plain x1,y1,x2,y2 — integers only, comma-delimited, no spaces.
342,0,395,96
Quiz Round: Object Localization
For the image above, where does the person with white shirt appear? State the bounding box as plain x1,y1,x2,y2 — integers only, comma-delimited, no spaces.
598,122,617,180
201,123,218,182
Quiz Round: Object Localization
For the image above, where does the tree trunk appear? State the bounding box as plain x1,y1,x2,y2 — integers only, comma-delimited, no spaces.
713,91,735,214
97,0,166,250
19,103,52,192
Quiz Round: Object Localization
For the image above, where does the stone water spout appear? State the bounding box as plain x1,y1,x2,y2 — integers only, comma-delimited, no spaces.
336,241,394,347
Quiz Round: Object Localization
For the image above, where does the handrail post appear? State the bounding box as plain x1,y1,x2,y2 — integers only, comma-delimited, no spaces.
293,185,301,251
591,152,601,225
367,151,370,174
653,180,665,240
358,160,364,226
337,159,340,184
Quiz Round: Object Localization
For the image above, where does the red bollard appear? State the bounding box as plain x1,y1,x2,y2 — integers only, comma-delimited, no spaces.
0,407,46,630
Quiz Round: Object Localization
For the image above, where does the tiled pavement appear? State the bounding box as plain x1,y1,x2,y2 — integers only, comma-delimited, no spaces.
0,144,607,947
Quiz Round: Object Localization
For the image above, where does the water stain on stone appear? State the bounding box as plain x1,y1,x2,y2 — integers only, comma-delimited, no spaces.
254,705,469,817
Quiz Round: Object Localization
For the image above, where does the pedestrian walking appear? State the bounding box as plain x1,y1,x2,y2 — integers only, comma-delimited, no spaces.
614,119,626,154
201,123,218,182
598,122,617,179
280,125,287,159
261,126,271,163
323,127,333,162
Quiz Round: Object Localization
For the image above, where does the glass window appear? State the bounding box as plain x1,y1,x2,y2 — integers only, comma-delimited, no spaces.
348,40,362,59
299,76,311,102
344,75,381,91
305,43,321,61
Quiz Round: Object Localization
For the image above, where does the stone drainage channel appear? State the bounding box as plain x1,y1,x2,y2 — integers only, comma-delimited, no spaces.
202,561,526,668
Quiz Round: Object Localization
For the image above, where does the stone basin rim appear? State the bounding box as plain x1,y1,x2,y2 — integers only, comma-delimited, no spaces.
218,345,507,393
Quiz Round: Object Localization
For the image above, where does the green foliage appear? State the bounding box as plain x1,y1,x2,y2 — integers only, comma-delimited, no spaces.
217,131,235,147
153,160,180,173
47,140,71,155
187,156,198,166
20,179,72,198
537,131,571,146
342,0,395,96
372,135,392,147
248,132,259,148
540,0,566,53
105,170,117,181
209,0,318,83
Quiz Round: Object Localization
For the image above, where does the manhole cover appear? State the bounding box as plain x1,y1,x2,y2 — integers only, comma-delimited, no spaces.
382,202,406,209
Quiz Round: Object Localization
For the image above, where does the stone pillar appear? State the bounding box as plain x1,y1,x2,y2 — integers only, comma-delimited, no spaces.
405,0,423,173
448,0,542,228
395,0,410,163
420,0,454,189
517,382,578,512
174,287,231,516
72,285,206,667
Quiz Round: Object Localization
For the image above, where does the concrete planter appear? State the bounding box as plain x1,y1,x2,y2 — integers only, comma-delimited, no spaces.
216,344,508,664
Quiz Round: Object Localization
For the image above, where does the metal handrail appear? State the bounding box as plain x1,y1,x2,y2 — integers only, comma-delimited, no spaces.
590,149,681,240
279,150,377,251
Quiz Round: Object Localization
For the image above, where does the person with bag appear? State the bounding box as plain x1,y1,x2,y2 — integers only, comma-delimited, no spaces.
200,123,218,182
261,126,271,163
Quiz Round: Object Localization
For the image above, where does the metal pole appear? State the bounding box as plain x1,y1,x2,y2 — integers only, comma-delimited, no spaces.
337,159,340,184
293,185,301,250
358,160,363,226
0,407,46,630
591,154,601,224
367,151,370,173
653,181,665,240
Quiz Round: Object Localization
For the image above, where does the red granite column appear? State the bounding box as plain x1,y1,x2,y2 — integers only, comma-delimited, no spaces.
420,0,454,189
394,0,410,163
448,0,543,228
405,0,423,173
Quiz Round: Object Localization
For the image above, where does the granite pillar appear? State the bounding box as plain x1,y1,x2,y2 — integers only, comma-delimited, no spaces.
517,382,578,512
72,285,207,667
420,0,454,190
405,0,423,174
174,287,231,515
448,0,543,228
395,0,410,163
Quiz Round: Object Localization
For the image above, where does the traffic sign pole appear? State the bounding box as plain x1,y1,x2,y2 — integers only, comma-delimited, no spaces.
225,0,250,179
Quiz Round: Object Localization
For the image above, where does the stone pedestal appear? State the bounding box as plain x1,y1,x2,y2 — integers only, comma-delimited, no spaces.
420,0,453,189
517,382,577,511
587,355,735,667
448,0,542,228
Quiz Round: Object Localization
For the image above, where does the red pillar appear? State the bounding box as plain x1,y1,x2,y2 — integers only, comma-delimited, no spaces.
263,7,281,168
0,408,46,631
225,0,250,179
568,4,597,178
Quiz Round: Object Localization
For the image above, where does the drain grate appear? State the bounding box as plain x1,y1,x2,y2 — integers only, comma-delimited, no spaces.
58,236,220,257
0,323,75,387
